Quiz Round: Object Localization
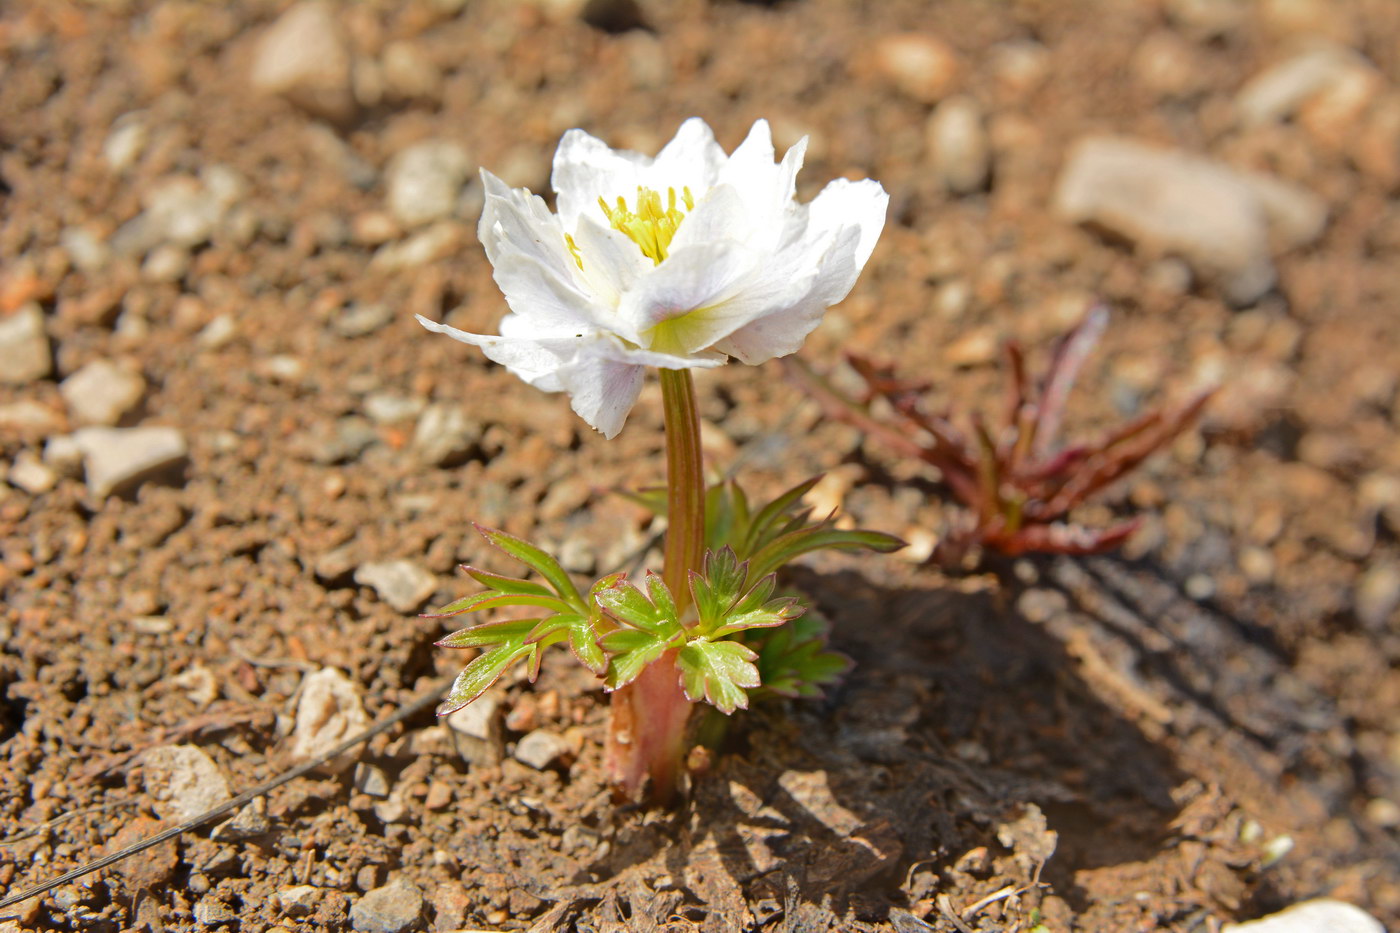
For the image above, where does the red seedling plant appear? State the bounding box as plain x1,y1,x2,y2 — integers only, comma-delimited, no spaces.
791,307,1213,568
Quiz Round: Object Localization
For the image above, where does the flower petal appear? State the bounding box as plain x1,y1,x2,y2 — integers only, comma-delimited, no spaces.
557,352,646,439
625,237,826,357
416,314,573,391
712,179,887,364
710,225,861,364
478,170,577,282
568,214,651,313
552,129,650,232
648,117,727,193
805,177,889,269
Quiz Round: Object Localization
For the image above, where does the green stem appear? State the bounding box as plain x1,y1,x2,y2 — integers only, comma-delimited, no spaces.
660,368,705,610
605,368,706,805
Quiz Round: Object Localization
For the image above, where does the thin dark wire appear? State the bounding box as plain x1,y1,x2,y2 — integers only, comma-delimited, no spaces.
0,679,447,911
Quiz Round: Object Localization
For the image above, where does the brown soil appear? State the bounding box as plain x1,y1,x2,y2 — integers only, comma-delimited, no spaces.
2,0,1399,930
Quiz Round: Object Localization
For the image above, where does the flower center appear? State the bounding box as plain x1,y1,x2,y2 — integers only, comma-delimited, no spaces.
598,186,694,264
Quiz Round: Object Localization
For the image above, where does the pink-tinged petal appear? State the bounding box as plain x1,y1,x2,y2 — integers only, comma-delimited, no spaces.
552,129,649,232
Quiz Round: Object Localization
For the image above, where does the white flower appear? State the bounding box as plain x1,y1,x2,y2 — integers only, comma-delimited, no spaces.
418,117,888,438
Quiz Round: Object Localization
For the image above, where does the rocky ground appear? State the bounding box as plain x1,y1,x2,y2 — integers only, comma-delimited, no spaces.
2,0,1399,930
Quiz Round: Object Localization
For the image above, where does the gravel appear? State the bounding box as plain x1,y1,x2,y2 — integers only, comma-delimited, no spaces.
59,359,145,426
288,668,371,774
70,425,188,498
141,745,232,823
1054,135,1327,304
0,302,52,385
349,880,424,933
353,560,438,612
386,140,472,228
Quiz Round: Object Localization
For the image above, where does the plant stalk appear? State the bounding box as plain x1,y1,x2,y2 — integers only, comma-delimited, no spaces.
605,367,705,804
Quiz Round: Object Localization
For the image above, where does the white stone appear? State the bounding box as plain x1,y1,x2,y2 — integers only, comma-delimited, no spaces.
928,95,990,194
0,400,62,433
103,113,148,173
8,451,56,495
354,560,438,613
363,392,425,424
350,880,423,933
250,0,354,122
445,695,504,766
1355,563,1400,629
278,885,321,918
370,221,465,270
1054,136,1327,304
512,729,571,770
289,668,371,774
1222,899,1383,933
873,33,959,104
0,303,52,385
386,140,472,228
71,426,188,498
1235,44,1378,126
60,359,145,426
412,403,479,467
60,227,111,274
142,744,232,823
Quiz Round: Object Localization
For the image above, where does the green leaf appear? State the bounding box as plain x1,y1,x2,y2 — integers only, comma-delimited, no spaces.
704,480,749,554
599,628,677,690
475,524,584,607
748,526,905,581
677,640,759,714
688,547,749,634
435,619,542,716
752,610,851,699
596,574,681,636
461,566,554,598
742,476,821,556
524,614,606,675
423,590,574,619
436,617,538,649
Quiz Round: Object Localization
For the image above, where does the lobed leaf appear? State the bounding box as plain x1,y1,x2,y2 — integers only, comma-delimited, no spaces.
599,628,678,691
677,640,759,714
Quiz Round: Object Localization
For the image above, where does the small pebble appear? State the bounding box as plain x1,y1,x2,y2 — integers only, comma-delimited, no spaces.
350,880,424,933
512,730,571,770
60,359,145,426
71,425,188,498
386,140,472,228
354,560,438,613
142,745,232,823
289,668,371,774
1222,899,1383,933
0,303,52,385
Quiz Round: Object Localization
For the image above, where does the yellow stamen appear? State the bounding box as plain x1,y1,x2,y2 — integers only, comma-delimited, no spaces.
565,233,584,271
598,185,694,264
